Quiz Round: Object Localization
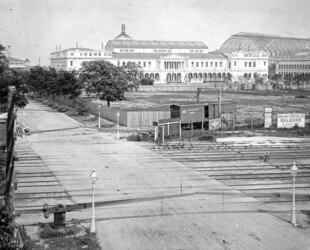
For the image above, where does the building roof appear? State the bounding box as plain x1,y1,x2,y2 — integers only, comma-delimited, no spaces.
278,50,310,61
51,47,97,54
219,32,310,59
106,40,208,50
112,52,226,59
7,56,25,63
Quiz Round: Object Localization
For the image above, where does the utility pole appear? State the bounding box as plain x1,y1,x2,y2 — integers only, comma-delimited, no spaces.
218,89,223,137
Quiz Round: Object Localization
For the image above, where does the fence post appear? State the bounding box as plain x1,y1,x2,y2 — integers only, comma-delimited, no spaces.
162,125,165,144
179,120,182,138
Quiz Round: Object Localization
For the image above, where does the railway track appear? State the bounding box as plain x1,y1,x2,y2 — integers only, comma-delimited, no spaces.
145,139,310,204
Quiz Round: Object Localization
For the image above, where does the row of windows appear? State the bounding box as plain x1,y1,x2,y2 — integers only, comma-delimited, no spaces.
279,64,310,70
118,49,205,53
244,62,256,67
120,49,135,53
191,61,223,68
69,52,101,57
118,61,152,67
154,49,172,53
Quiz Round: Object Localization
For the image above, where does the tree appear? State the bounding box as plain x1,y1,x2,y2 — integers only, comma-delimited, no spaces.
58,70,82,108
270,73,282,89
254,73,263,84
0,44,8,74
28,66,50,97
284,74,293,89
79,60,131,107
121,62,143,91
0,45,29,109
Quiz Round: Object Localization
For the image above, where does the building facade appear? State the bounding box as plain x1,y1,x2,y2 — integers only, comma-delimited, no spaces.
50,25,269,83
50,47,111,71
7,57,31,71
275,50,310,77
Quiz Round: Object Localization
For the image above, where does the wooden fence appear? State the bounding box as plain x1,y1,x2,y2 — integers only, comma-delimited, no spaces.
52,95,170,128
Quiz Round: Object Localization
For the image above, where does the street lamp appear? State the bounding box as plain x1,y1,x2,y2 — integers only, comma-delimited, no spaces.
98,104,101,128
90,169,98,233
116,111,120,139
290,162,298,226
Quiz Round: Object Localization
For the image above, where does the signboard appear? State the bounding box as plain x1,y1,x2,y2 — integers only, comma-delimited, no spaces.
209,118,221,131
180,105,204,123
264,107,272,128
277,113,305,128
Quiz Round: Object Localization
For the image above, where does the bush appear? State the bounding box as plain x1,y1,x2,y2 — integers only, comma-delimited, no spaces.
39,223,79,239
140,77,154,85
0,206,16,250
76,104,89,116
127,133,142,141
197,133,216,142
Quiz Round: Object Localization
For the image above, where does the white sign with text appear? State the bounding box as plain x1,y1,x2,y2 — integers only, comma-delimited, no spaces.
277,113,305,128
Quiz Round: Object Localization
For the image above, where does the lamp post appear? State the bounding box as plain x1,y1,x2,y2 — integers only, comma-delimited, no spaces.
116,111,120,139
98,104,101,128
291,162,298,226
90,169,98,233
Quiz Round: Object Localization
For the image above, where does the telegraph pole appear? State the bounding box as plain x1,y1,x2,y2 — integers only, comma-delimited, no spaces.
218,89,223,137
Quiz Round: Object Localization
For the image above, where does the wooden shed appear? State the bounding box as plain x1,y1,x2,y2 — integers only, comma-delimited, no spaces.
170,101,236,130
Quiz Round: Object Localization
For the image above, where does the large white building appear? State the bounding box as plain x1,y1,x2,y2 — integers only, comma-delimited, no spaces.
50,25,269,83
50,46,112,71
275,50,310,77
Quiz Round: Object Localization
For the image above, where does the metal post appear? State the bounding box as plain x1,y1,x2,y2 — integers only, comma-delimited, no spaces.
250,114,253,131
179,120,182,138
162,125,165,144
167,122,170,136
116,111,120,139
218,89,223,137
90,183,96,232
191,118,193,137
291,174,297,226
98,105,101,128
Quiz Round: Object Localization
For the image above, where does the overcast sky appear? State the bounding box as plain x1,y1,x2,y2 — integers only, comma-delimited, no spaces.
1,0,310,66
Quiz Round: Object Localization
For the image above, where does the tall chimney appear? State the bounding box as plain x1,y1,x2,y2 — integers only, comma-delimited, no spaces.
59,44,61,51
56,45,57,51
76,42,78,48
101,42,103,50
39,57,41,66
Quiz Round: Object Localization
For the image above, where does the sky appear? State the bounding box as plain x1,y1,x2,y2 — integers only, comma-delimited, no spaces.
1,0,310,66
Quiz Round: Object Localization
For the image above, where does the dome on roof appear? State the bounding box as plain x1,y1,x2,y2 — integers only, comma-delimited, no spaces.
114,24,133,41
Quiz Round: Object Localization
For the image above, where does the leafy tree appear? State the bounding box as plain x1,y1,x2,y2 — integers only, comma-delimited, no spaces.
58,70,82,108
1,70,29,108
270,73,282,89
45,67,59,100
79,60,131,107
0,45,29,109
28,66,49,97
0,44,8,74
121,62,143,91
253,73,263,84
284,74,293,89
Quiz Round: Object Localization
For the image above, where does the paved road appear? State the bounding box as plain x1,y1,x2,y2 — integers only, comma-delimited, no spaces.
15,100,310,250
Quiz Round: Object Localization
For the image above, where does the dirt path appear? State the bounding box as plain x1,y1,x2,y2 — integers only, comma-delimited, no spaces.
15,100,310,250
